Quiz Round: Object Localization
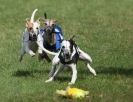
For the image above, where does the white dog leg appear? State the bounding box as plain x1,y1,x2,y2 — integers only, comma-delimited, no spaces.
19,44,26,62
48,65,57,78
87,63,96,76
29,50,35,56
49,55,60,77
45,65,58,83
78,48,92,62
45,64,63,83
45,56,61,83
45,76,54,83
38,46,43,54
24,41,35,56
78,48,96,76
69,64,77,85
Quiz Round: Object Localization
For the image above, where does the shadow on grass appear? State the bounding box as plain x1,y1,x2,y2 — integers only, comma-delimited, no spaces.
13,69,71,82
13,67,133,82
13,69,50,77
79,67,133,77
54,76,71,82
97,67,133,76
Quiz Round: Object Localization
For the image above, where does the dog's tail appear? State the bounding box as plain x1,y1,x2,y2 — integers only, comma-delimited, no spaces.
30,9,38,23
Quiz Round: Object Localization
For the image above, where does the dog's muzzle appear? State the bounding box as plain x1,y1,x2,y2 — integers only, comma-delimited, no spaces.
29,33,37,41
65,53,70,59
63,51,71,59
45,26,54,34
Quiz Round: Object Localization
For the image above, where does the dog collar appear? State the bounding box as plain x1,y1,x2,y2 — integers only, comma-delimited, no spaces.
60,59,73,64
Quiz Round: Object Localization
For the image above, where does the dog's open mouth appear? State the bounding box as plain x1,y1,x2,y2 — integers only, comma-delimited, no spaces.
29,33,37,41
64,53,71,59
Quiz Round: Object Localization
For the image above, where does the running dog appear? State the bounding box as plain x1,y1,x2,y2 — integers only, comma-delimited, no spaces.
19,9,56,62
19,9,40,61
45,36,96,85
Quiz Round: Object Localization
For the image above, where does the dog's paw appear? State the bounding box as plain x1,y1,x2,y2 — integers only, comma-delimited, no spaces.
31,53,35,57
45,77,53,83
92,71,97,76
94,73,97,76
29,51,35,57
68,82,75,85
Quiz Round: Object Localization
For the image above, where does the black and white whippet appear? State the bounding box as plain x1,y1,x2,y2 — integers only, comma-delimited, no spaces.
45,37,96,85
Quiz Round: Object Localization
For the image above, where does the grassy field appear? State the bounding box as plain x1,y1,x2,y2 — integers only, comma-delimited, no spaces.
0,0,133,102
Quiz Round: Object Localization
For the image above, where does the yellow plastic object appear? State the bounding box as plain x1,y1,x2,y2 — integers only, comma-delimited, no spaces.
56,87,89,99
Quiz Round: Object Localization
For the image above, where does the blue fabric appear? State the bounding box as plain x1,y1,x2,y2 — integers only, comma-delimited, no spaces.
55,33,61,50
54,25,63,35
40,29,44,33
40,25,63,51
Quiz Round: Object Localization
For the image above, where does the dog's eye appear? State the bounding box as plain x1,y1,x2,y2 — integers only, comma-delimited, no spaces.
44,23,47,25
29,27,33,30
62,46,65,49
52,24,55,27
36,27,38,29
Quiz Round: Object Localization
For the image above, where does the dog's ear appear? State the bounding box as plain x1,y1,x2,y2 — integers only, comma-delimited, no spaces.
37,17,45,26
25,18,30,28
69,35,76,46
52,19,57,23
38,17,45,21
25,18,30,23
44,12,47,19
69,35,75,42
25,18,33,28
36,18,41,24
50,19,57,26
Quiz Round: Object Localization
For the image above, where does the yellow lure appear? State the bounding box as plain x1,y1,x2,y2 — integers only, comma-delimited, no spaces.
56,87,89,99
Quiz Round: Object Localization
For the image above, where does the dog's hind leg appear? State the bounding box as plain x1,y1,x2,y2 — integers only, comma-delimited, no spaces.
19,47,25,62
19,41,26,62
87,63,96,76
78,48,96,76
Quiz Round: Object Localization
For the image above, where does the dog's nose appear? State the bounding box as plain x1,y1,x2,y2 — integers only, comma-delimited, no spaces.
33,34,36,37
65,53,70,58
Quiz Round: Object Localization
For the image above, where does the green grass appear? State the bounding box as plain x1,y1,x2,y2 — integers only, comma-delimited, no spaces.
0,0,133,102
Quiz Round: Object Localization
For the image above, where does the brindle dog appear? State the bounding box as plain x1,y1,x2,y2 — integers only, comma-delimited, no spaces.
38,14,58,62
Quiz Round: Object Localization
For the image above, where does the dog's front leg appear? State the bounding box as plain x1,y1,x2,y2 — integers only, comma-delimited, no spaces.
23,31,35,57
45,65,57,83
24,41,35,56
48,65,57,78
69,64,77,85
45,64,63,83
45,55,60,83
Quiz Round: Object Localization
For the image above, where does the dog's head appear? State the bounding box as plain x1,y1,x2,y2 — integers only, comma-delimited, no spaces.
25,9,40,38
60,36,75,60
43,18,56,44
